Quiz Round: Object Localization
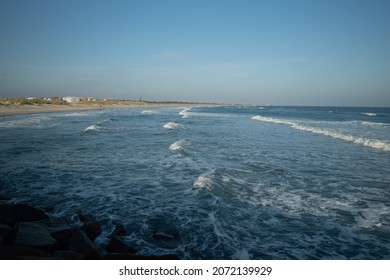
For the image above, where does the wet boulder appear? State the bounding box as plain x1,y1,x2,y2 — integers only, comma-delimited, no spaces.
67,230,101,259
105,236,137,254
14,222,57,252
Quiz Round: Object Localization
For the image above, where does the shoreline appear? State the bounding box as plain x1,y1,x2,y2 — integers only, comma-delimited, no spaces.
0,103,218,117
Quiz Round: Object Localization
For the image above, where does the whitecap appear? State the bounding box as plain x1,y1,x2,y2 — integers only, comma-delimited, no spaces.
362,112,377,117
141,110,158,115
169,139,190,151
251,115,390,152
84,124,99,132
193,170,214,190
179,108,191,118
163,122,183,130
360,121,387,127
232,248,251,260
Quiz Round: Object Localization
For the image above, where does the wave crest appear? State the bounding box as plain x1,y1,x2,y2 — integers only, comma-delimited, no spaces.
251,115,390,152
163,122,183,130
169,139,191,151
362,112,377,117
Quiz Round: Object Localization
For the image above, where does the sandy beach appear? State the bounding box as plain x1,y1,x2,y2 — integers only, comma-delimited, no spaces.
0,103,212,117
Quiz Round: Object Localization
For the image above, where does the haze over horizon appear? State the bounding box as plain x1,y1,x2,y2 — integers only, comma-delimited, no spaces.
1,0,389,107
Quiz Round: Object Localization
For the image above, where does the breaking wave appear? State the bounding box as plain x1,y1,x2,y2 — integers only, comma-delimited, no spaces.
362,112,377,117
179,108,191,118
251,115,390,152
163,122,183,130
141,110,158,115
193,170,214,190
84,119,112,132
169,139,191,151
84,124,99,132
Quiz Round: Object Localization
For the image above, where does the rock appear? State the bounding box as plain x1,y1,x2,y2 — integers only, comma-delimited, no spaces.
0,245,50,260
81,221,102,242
104,253,141,260
105,236,137,254
0,195,10,201
157,254,180,260
53,250,84,260
104,253,180,260
78,213,102,242
36,218,73,244
17,255,61,260
14,222,57,251
0,204,49,225
0,205,13,225
109,222,126,237
77,213,96,224
0,223,13,240
67,230,101,260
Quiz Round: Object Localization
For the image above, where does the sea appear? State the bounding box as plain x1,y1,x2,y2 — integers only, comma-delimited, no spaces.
0,105,389,259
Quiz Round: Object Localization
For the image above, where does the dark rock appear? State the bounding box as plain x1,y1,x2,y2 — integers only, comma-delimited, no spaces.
81,221,102,242
0,204,49,225
76,213,102,241
0,205,13,225
0,223,13,240
0,195,10,201
104,253,180,260
77,213,95,224
67,230,101,260
157,254,180,260
104,253,141,260
36,218,73,244
106,236,137,254
109,222,126,237
152,231,178,241
53,250,84,260
0,245,50,260
14,222,57,251
17,255,61,260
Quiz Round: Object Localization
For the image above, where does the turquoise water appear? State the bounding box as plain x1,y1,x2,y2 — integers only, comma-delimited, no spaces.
1,106,389,259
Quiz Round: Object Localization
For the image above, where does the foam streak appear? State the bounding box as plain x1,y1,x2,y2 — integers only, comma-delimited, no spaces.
251,115,390,152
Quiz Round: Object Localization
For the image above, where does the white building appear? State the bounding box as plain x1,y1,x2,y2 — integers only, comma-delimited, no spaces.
63,96,80,103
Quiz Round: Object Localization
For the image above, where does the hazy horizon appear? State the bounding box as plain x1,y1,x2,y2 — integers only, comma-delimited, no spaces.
1,0,389,107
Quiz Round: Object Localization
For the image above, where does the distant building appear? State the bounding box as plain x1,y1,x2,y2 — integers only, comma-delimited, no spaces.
63,96,80,103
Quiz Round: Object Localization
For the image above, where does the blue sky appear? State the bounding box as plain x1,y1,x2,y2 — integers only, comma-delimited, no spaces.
0,0,389,106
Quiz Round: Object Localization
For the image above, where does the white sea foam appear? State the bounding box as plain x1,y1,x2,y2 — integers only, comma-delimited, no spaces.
360,121,387,126
251,115,390,152
193,170,214,190
169,139,190,151
0,115,52,128
84,119,112,132
163,122,183,130
84,124,99,131
362,112,377,116
232,248,251,260
141,110,158,115
179,108,191,118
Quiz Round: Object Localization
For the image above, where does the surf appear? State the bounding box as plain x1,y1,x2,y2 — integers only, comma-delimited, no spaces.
251,115,390,152
163,122,183,130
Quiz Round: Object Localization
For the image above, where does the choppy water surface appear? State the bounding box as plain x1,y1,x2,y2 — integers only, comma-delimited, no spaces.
1,106,389,259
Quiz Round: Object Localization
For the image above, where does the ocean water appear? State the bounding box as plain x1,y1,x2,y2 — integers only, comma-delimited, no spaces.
0,106,389,259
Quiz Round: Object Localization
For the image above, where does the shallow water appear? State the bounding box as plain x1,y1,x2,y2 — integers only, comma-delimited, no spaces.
1,106,389,259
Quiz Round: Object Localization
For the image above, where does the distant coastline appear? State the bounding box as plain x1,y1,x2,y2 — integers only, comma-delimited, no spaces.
0,98,230,117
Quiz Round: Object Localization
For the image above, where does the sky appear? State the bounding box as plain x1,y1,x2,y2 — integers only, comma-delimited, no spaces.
0,0,389,106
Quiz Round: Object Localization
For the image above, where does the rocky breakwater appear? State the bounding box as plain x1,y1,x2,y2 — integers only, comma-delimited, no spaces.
0,196,179,260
